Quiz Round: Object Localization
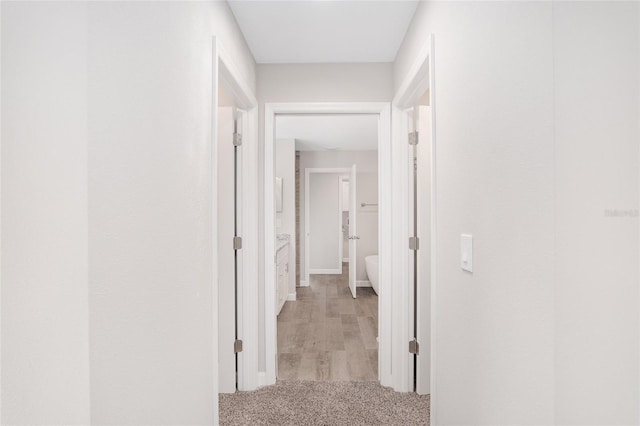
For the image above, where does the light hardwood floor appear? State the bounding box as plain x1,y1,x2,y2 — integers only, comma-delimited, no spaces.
277,263,378,381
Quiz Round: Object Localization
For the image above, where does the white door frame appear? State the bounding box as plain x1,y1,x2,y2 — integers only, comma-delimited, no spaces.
340,177,350,263
264,102,401,388
391,34,436,412
304,168,351,278
212,37,259,420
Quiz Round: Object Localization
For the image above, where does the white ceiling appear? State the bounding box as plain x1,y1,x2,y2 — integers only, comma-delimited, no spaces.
276,114,378,151
228,1,418,63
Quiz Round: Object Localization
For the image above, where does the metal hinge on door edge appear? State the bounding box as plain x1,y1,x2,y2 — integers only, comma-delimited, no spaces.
408,131,419,145
409,236,419,251
234,339,243,353
233,236,242,250
409,338,419,355
233,132,242,147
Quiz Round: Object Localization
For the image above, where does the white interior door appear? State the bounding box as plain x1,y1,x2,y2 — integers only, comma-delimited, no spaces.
218,106,236,393
234,109,244,390
218,106,244,393
415,105,431,395
348,164,357,298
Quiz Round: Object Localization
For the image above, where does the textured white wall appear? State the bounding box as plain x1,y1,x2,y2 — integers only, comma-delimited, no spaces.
1,3,91,424
553,3,639,424
258,63,394,104
395,2,556,424
2,1,255,424
275,139,296,295
87,2,254,424
396,1,639,424
308,173,342,271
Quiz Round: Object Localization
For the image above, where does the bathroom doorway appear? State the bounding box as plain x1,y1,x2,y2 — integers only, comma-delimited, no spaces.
265,104,390,385
274,118,380,381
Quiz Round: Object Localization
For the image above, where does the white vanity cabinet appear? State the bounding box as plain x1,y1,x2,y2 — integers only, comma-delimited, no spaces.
276,243,289,315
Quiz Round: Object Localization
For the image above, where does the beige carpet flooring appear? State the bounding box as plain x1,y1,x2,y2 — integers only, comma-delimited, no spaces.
219,380,430,425
278,264,379,381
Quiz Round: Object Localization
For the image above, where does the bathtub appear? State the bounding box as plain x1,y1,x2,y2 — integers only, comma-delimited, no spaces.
365,255,379,295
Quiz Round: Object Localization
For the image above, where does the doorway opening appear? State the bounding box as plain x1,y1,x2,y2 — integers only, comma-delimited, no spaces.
213,38,259,400
216,83,242,394
264,103,391,387
391,34,435,399
275,124,380,378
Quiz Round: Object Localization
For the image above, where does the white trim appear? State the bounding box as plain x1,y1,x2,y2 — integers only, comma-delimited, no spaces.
392,35,437,406
299,280,309,287
390,105,411,392
210,39,220,425
212,38,259,401
0,3,3,421
264,102,392,388
257,372,267,388
356,280,372,288
287,293,296,301
392,38,431,108
217,43,257,108
264,104,277,385
343,258,349,263
376,105,393,389
309,269,342,275
338,176,344,273
304,167,351,284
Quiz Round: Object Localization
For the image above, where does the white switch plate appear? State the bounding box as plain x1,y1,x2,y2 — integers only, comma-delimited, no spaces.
461,234,473,272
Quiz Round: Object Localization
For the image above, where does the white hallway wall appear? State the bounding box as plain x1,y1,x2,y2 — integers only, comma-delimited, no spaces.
308,173,342,271
395,1,639,424
1,3,90,424
553,3,639,424
300,151,378,282
88,2,254,424
1,1,256,424
397,2,555,424
257,63,393,372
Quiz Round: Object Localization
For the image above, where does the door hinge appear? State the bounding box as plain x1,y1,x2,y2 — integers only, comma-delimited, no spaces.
233,132,243,147
408,131,419,145
409,338,420,355
234,339,243,353
233,236,243,250
409,236,420,251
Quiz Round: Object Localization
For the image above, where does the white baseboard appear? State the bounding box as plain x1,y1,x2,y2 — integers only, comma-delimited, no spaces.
287,292,296,301
356,280,372,288
299,280,309,287
309,268,341,275
258,372,266,388
342,258,349,263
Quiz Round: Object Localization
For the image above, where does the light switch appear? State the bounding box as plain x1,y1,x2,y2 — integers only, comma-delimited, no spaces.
461,234,473,273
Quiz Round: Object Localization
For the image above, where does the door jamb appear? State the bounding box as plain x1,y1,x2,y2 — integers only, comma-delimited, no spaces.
340,177,350,263
212,37,259,418
264,102,393,388
391,33,437,414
